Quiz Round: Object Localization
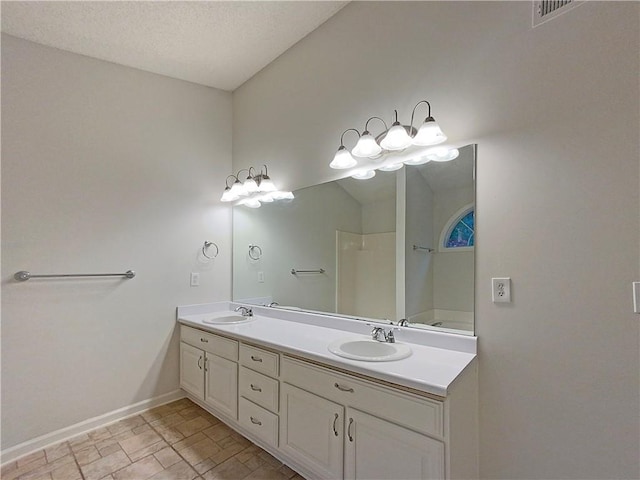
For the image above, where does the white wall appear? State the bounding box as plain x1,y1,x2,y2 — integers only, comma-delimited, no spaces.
233,2,640,478
1,35,233,450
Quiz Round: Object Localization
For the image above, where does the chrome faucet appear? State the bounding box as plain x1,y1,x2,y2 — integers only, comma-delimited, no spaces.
234,306,253,317
397,318,410,327
370,326,397,343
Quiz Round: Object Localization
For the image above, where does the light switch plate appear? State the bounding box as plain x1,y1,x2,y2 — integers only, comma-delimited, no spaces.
633,282,640,314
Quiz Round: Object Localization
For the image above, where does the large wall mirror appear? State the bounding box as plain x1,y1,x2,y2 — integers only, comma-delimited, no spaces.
233,144,475,335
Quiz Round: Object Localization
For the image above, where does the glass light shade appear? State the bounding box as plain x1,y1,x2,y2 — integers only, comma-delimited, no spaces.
380,124,412,151
240,198,261,208
220,187,239,202
412,118,447,146
351,170,376,180
258,175,277,192
404,156,431,166
271,191,294,200
378,163,404,172
352,133,382,158
244,176,259,193
426,147,459,162
229,180,248,197
330,146,357,169
258,193,274,203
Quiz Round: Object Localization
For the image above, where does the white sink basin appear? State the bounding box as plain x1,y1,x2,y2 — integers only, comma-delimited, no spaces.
328,338,412,362
202,315,255,325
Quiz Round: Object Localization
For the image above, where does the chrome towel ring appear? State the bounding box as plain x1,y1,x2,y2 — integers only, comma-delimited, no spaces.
249,244,262,260
202,241,219,259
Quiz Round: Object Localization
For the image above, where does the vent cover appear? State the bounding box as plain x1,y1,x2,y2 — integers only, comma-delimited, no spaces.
533,0,583,27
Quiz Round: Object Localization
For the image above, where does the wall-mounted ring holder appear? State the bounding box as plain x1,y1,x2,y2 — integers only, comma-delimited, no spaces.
202,241,219,259
248,244,263,261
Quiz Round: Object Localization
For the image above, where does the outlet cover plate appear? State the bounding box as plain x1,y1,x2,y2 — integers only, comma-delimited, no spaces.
492,277,511,303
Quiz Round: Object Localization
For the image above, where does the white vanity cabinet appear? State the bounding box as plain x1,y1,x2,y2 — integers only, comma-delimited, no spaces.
237,344,281,449
280,356,454,480
180,326,239,419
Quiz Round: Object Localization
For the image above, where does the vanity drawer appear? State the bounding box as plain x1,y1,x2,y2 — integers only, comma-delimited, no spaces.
281,356,443,438
240,344,279,377
181,326,238,361
238,397,279,448
239,367,279,413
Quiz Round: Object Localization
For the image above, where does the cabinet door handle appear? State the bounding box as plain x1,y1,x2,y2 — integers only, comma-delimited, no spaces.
250,356,263,363
200,337,209,343
204,356,208,372
334,382,354,393
332,413,339,437
197,356,203,370
250,384,262,392
347,418,354,442
250,416,262,426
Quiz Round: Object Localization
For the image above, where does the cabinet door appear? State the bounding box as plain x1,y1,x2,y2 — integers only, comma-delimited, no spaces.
345,408,445,480
204,353,238,419
280,383,344,479
180,342,205,399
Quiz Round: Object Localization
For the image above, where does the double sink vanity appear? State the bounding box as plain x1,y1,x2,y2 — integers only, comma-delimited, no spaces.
177,302,478,480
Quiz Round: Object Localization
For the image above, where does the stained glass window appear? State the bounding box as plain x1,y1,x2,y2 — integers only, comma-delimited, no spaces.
445,209,474,248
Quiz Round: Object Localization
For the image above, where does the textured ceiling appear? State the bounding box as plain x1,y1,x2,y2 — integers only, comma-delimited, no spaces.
0,1,348,91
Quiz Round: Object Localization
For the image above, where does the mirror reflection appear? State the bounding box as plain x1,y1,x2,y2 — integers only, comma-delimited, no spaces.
233,144,475,335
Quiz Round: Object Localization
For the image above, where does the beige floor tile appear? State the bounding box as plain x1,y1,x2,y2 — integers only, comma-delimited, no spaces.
175,416,213,437
243,465,290,480
50,459,83,480
210,442,247,465
81,450,131,480
17,455,76,480
202,457,252,480
148,460,198,480
17,450,45,467
1,455,48,480
119,430,163,456
153,447,182,469
154,425,186,445
98,442,124,457
112,455,164,480
107,415,146,436
179,437,221,466
128,440,169,463
44,442,71,463
172,433,207,452
74,445,101,466
202,424,233,442
193,458,217,475
150,412,185,429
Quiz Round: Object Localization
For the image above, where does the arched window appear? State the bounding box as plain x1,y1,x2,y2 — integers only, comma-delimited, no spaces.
440,204,474,251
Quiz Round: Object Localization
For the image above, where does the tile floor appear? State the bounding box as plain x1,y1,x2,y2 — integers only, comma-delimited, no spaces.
1,398,305,480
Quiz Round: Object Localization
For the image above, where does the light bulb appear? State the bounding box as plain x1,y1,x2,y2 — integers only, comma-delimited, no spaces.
412,117,447,146
330,146,357,169
426,147,459,162
352,132,382,158
378,163,404,172
380,123,413,151
351,170,376,180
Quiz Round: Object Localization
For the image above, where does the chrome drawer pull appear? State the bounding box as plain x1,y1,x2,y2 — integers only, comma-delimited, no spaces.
250,384,262,392
334,383,354,393
348,418,354,442
250,356,263,363
332,413,339,437
200,338,209,343
250,416,262,426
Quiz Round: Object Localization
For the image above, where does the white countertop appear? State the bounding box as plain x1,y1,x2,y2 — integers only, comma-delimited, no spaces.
177,303,476,398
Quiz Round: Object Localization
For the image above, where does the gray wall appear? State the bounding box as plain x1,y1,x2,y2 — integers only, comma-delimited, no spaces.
232,2,640,478
1,35,233,449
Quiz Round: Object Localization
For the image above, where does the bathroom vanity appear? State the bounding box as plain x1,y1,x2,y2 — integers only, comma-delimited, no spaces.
177,302,478,480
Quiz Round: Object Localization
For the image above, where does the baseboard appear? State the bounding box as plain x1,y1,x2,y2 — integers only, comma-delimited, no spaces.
0,389,186,466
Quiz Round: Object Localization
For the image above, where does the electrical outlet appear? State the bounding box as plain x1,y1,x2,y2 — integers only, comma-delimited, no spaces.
190,272,200,287
258,271,265,283
492,277,511,303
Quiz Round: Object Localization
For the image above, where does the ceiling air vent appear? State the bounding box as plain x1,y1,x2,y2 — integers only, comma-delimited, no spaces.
533,0,583,27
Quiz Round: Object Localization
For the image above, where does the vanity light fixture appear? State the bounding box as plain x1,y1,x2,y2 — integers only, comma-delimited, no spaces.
220,165,293,208
330,100,457,179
